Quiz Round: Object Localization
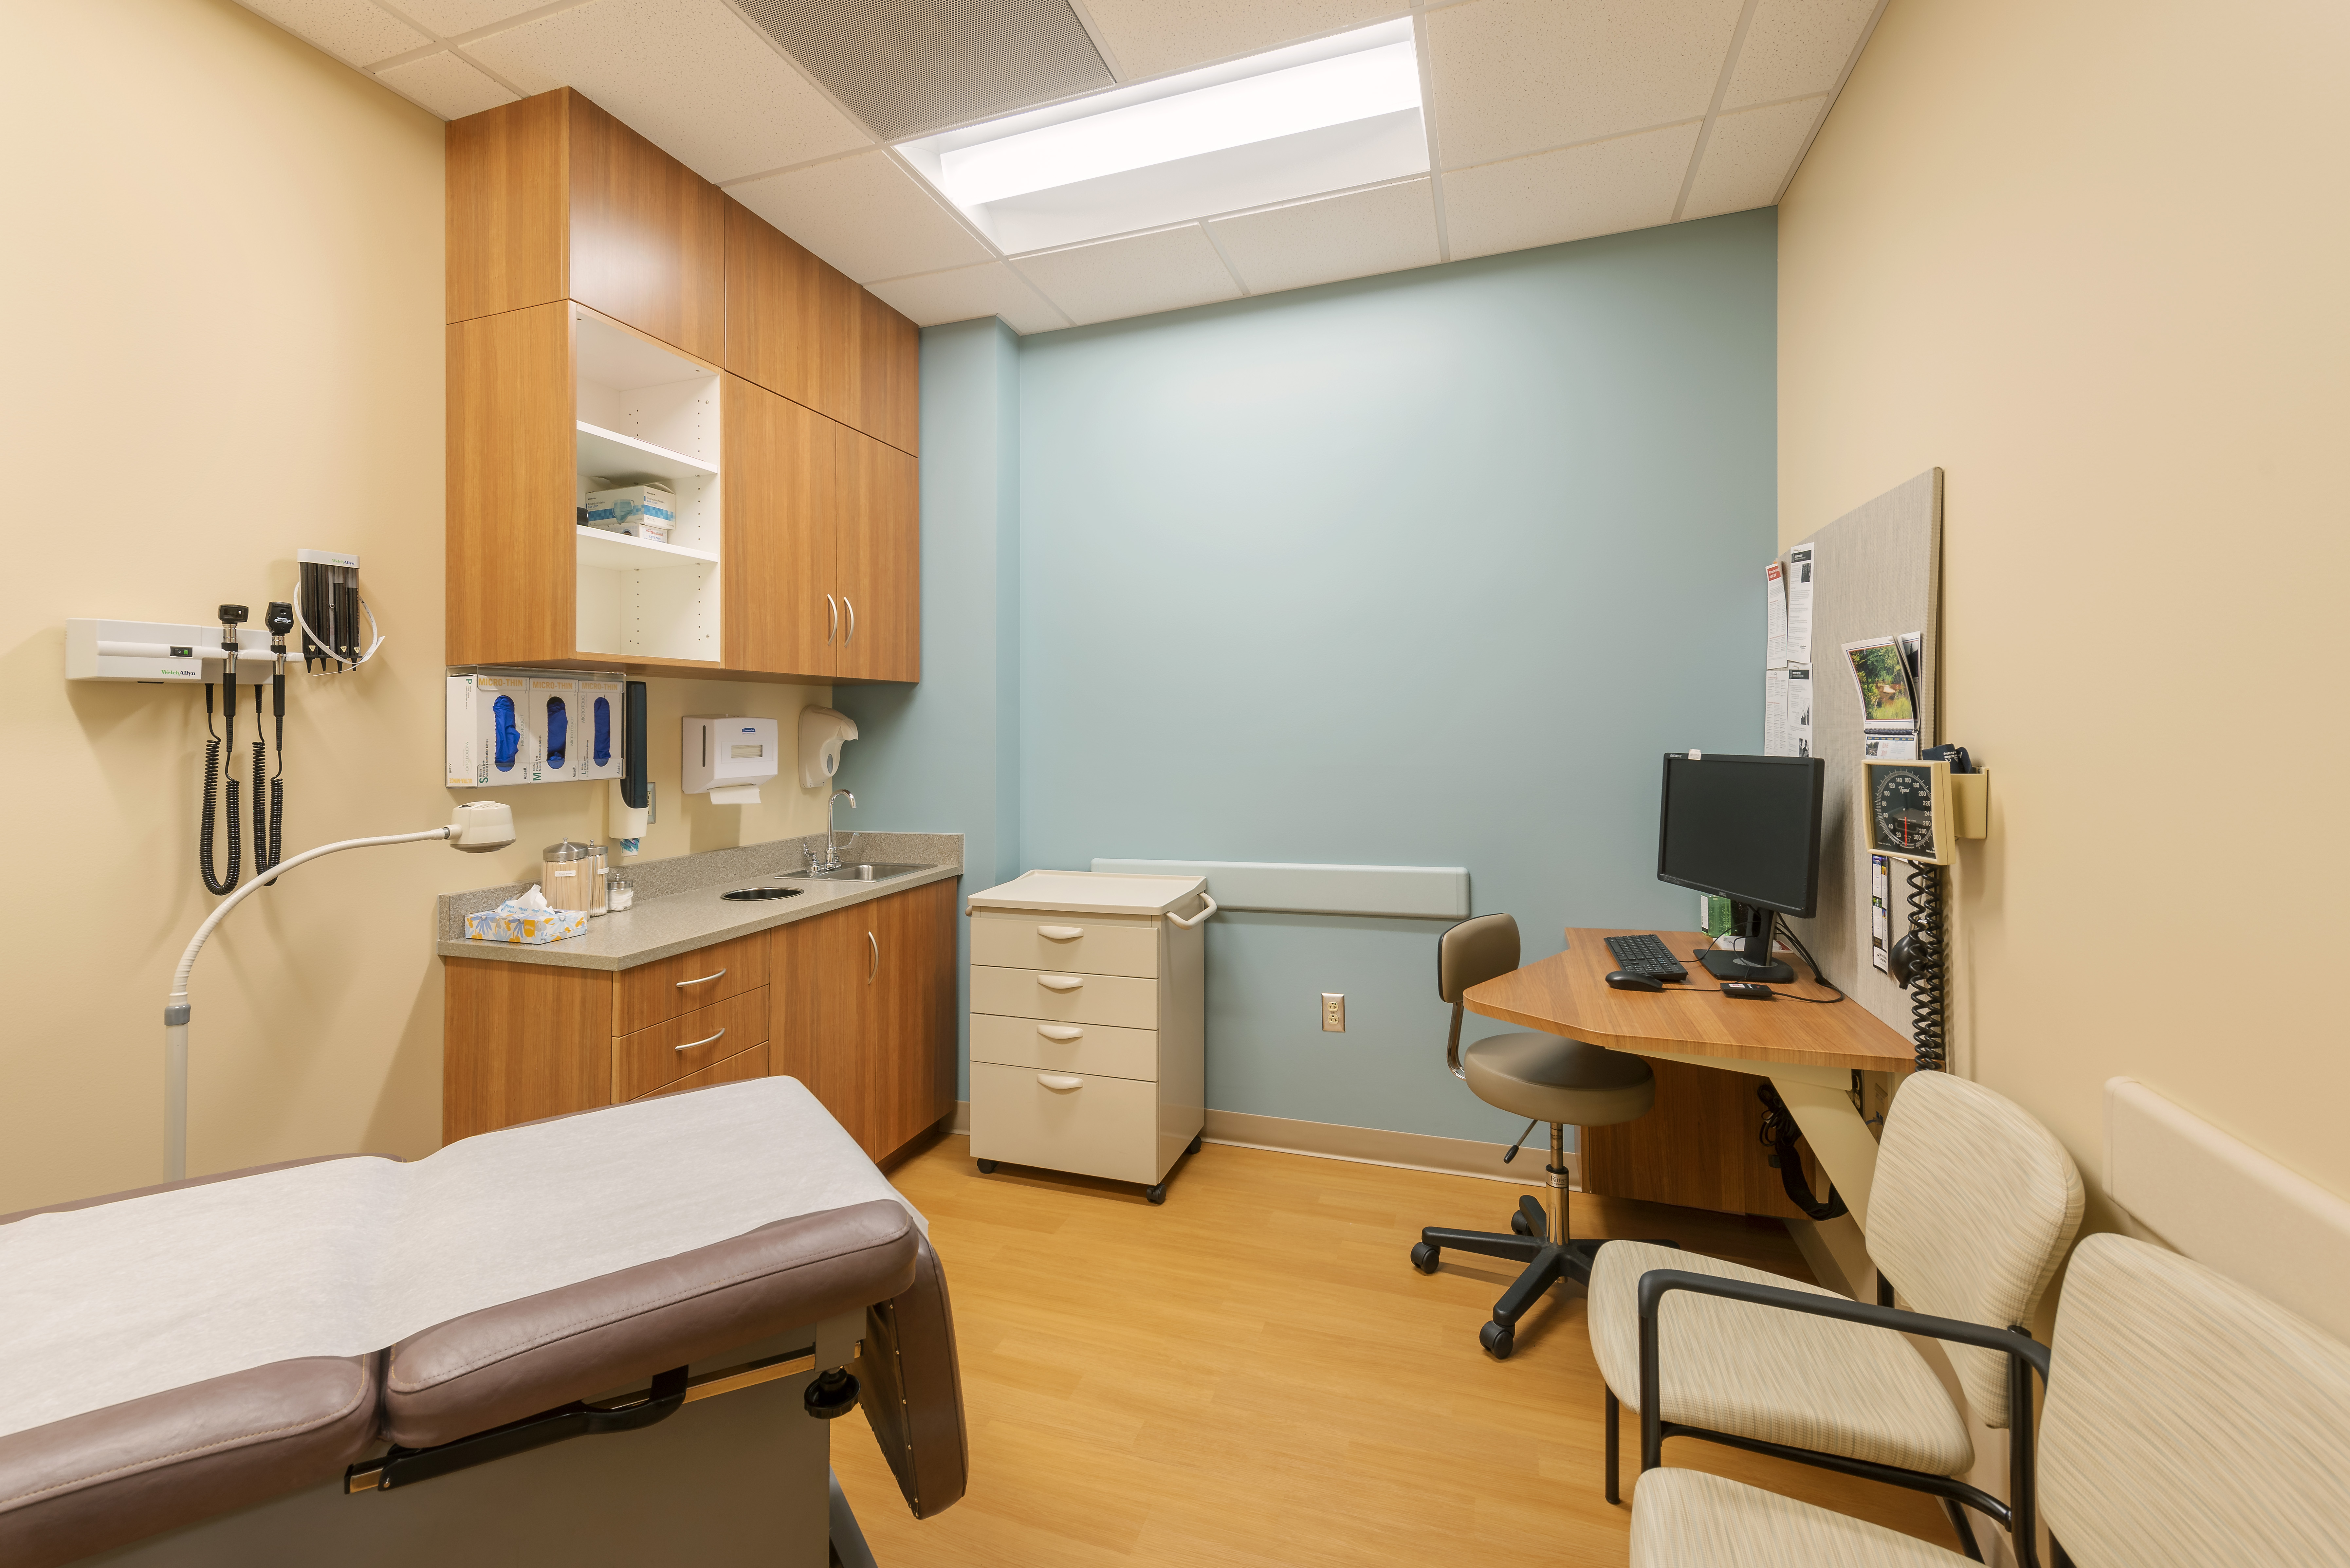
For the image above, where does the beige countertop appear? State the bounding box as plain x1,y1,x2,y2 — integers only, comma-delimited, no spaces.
435,832,962,972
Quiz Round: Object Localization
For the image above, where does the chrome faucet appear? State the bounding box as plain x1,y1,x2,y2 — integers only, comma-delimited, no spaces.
810,789,857,873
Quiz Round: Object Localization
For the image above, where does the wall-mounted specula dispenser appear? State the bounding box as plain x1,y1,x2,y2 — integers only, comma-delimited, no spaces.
683,716,779,805
798,706,858,788
612,680,651,854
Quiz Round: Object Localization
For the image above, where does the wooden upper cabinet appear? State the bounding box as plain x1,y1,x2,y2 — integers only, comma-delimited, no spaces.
447,301,577,668
448,89,725,364
723,198,920,456
724,375,837,678
834,425,920,683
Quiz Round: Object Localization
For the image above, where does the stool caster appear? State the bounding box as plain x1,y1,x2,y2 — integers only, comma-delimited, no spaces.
1510,1209,1534,1236
1479,1321,1515,1360
1145,1182,1168,1205
1186,1132,1203,1155
975,1159,997,1174
1409,1241,1440,1274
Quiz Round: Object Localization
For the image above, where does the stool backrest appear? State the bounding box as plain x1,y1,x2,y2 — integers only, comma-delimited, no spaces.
1866,1072,2084,1428
2041,1233,2350,1566
1438,914,1520,1003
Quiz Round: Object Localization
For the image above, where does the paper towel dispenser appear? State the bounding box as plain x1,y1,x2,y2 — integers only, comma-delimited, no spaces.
798,706,858,789
683,716,779,805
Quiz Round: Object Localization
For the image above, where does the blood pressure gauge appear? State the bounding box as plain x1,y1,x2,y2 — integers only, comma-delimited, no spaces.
1863,759,1953,866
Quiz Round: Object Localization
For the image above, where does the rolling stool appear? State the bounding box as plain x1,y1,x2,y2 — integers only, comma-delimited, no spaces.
1407,914,1658,1359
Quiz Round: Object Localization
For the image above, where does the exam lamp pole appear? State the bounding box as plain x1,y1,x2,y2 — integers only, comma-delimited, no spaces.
162,802,516,1182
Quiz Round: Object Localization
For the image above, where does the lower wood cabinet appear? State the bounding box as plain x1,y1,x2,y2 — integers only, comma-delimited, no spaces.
773,877,958,1160
444,878,958,1154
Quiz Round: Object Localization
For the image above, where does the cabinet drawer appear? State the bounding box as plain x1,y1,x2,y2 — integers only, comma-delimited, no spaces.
970,965,1157,1031
970,1012,1157,1081
969,912,1156,978
614,986,770,1101
631,1041,767,1102
969,1062,1158,1186
614,933,770,1035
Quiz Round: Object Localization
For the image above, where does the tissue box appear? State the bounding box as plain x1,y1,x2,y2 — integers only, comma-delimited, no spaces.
465,906,588,944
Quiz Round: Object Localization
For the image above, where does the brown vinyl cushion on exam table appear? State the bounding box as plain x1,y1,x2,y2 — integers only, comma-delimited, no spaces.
0,1119,963,1565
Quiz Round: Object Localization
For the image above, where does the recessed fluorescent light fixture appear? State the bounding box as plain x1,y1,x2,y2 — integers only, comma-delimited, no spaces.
898,20,1427,256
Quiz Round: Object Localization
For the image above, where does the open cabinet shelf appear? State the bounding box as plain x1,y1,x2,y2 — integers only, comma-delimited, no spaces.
572,307,721,665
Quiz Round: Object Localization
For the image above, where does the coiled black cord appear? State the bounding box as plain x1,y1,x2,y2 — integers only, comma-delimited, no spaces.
1757,1079,1848,1220
1906,862,1946,1072
199,683,242,896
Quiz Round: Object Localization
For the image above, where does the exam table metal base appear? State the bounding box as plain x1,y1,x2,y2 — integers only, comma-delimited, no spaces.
74,1321,857,1568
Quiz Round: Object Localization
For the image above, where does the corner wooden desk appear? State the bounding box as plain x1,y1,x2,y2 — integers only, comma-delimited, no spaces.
1463,928,1913,1229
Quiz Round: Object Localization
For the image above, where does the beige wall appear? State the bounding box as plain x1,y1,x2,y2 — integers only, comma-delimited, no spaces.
3,0,828,1211
1779,0,2350,1214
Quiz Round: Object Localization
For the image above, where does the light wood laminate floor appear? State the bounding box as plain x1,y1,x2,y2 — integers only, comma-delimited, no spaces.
836,1134,1952,1566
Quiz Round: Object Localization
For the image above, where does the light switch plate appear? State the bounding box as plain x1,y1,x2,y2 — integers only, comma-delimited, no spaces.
1321,993,1345,1032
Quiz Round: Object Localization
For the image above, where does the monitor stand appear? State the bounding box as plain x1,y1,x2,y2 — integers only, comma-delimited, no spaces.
1698,908,1795,984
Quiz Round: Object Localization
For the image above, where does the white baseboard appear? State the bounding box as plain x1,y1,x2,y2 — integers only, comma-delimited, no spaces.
946,1101,1574,1187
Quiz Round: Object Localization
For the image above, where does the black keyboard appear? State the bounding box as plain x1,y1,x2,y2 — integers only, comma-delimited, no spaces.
1605,933,1688,981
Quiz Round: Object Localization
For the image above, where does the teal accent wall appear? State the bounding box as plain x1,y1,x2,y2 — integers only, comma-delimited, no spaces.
846,210,1776,1140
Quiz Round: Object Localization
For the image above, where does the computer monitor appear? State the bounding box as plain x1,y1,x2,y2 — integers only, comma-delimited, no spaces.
1655,752,1825,982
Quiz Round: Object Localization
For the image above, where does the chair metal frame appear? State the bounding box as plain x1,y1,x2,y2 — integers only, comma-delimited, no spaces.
1631,1267,2067,1568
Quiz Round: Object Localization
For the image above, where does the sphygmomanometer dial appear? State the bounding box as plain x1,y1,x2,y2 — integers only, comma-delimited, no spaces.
1871,765,1937,857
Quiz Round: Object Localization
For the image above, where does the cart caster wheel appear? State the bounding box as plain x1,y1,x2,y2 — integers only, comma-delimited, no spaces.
1145,1183,1168,1205
975,1159,997,1174
1510,1210,1534,1237
1409,1241,1440,1274
1187,1132,1203,1155
1480,1321,1515,1360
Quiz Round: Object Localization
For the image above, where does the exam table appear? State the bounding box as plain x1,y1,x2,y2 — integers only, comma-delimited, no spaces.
0,1077,966,1567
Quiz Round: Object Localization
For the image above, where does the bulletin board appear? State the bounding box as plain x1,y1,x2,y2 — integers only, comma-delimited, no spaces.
1775,468,1942,1044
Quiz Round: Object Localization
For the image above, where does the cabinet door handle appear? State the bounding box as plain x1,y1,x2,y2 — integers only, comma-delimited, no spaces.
675,968,728,989
1037,1025,1083,1042
1037,925,1085,941
868,930,878,982
826,593,837,645
1037,974,1083,992
843,596,855,645
1037,1073,1083,1091
677,1027,726,1053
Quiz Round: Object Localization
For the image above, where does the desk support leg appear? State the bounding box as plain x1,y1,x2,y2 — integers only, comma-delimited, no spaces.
1767,1074,1879,1232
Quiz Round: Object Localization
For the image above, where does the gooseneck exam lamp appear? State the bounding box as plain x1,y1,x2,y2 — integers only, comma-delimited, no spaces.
161,802,517,1181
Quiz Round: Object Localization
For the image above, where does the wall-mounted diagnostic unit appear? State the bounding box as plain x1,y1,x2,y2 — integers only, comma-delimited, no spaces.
683,716,779,805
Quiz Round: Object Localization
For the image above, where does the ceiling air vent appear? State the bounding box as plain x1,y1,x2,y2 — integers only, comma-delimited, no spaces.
731,0,1114,142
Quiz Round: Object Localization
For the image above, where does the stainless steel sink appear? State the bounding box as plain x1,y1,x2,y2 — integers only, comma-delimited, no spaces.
780,862,932,882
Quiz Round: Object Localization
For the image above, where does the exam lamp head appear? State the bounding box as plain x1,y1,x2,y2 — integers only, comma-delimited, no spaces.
448,801,516,852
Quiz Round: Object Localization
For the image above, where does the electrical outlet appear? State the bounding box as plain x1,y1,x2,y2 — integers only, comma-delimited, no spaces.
1321,993,1345,1032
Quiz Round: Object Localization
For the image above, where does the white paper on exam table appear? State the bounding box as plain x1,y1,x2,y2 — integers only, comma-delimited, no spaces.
0,1077,924,1440
1765,560,1788,669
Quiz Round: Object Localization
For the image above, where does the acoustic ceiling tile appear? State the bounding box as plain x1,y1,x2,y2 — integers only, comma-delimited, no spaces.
233,0,426,68
729,152,995,283
1428,0,1742,170
374,52,519,120
1722,0,1880,109
1681,96,1822,219
1077,0,1406,81
462,0,871,184
1206,179,1440,298
865,262,1070,335
1014,225,1241,327
395,0,559,33
1443,120,1699,261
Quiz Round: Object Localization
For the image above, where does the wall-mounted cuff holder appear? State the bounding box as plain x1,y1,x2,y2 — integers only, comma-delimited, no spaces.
1952,770,1990,838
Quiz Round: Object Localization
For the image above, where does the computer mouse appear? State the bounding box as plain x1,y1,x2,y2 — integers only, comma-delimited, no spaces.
1605,970,1665,992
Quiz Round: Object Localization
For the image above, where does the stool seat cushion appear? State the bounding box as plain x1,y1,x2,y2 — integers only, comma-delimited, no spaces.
1631,1468,1970,1568
1589,1240,1973,1476
1461,1032,1655,1127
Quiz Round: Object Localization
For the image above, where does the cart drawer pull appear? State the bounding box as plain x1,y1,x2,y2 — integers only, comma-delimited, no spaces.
1037,974,1084,992
1037,925,1085,941
1037,1073,1083,1091
1037,1025,1084,1042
